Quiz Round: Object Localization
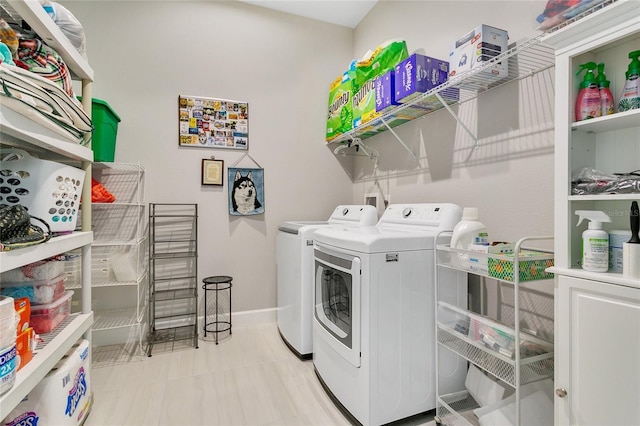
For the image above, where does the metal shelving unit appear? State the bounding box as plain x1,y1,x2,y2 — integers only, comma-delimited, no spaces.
147,203,198,356
434,236,555,426
66,163,148,365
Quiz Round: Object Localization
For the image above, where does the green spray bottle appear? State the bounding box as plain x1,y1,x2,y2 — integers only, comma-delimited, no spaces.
575,62,600,121
597,63,615,115
619,50,640,112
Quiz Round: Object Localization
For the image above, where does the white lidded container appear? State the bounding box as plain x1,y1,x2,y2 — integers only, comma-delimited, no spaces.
609,230,631,273
450,207,489,250
0,296,18,395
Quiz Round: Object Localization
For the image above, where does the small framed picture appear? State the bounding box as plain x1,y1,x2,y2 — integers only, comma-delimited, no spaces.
202,159,224,186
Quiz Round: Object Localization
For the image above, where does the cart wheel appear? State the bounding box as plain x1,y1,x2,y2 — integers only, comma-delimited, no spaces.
434,415,443,426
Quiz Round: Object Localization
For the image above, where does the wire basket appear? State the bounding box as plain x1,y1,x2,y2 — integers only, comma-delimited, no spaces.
0,149,85,232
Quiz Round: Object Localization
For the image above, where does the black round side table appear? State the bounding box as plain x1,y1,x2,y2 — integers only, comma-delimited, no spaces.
202,275,232,344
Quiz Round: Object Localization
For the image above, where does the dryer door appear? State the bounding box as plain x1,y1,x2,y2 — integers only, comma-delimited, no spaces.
314,244,361,367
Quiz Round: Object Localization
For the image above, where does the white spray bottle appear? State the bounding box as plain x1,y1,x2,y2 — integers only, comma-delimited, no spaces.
576,210,611,272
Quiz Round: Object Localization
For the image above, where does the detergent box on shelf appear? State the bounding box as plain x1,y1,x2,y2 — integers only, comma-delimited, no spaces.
394,53,451,104
448,24,509,80
326,71,354,142
2,340,91,426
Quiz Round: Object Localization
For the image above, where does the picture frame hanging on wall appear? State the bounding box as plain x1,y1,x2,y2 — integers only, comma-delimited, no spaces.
228,167,264,216
202,158,224,186
178,95,248,150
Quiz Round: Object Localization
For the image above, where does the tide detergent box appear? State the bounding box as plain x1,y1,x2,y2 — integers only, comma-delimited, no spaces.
3,340,91,426
448,24,508,80
326,71,353,141
395,53,450,104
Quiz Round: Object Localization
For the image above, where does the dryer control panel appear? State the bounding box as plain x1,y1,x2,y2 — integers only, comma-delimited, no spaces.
379,203,462,230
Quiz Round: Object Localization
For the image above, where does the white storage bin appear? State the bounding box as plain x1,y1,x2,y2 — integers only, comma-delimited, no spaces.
0,149,85,232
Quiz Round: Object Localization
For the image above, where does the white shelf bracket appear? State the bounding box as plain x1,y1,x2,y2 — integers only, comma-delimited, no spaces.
379,117,417,160
434,92,479,149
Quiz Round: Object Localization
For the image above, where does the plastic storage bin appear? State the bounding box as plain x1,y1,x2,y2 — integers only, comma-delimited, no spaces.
30,290,73,334
0,149,85,232
1,273,66,305
79,97,121,162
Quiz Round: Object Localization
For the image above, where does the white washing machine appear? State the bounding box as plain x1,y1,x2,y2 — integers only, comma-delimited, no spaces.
276,205,378,358
312,203,468,425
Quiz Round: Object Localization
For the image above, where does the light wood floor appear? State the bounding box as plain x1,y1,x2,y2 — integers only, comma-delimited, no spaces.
86,323,436,426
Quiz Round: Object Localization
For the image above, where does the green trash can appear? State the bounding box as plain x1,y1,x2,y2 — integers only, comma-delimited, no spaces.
79,97,121,162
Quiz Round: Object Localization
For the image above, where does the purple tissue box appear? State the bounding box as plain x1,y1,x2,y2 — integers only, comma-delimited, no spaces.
394,54,450,104
375,70,399,113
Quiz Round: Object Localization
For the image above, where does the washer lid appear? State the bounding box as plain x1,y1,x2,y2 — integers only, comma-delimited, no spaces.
314,225,437,252
278,221,328,235
278,204,378,235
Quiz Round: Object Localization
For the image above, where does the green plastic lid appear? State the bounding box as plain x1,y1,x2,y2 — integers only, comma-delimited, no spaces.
576,62,597,89
596,63,610,88
627,50,640,77
77,96,121,122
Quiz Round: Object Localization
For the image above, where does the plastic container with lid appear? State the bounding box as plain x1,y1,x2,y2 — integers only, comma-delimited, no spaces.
31,291,74,334
450,207,489,250
0,343,17,395
0,296,16,349
78,97,121,162
1,273,66,305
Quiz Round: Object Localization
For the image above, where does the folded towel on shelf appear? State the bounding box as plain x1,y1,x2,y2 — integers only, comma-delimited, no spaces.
17,35,74,97
0,63,92,143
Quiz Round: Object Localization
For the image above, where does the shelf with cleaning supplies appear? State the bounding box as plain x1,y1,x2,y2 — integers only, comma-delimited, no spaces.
328,31,555,159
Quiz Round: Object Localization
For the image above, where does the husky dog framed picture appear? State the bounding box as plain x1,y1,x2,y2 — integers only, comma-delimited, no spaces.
228,167,264,216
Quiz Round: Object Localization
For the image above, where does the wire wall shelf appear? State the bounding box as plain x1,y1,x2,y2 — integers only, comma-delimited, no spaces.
329,33,555,146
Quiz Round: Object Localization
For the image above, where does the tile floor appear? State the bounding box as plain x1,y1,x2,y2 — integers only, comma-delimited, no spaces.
86,323,436,426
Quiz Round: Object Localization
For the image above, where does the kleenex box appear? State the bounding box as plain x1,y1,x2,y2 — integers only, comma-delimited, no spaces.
449,24,508,80
394,53,450,104
375,70,398,113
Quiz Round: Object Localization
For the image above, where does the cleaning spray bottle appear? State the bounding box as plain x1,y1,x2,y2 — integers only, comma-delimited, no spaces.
618,50,640,112
576,210,611,272
596,63,615,116
575,62,601,121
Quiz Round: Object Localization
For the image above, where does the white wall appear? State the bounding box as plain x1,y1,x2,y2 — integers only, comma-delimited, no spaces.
350,0,555,244
65,0,556,316
64,1,355,313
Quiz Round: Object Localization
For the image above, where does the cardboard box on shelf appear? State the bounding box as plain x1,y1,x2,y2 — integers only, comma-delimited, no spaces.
449,24,509,80
394,53,450,104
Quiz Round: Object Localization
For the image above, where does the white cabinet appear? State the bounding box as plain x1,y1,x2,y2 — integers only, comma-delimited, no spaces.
555,275,640,425
544,1,640,424
0,0,94,419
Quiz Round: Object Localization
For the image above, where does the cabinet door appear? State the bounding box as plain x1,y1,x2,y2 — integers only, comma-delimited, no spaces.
555,275,640,425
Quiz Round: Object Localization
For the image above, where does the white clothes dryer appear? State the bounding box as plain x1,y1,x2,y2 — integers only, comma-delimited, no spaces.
276,205,378,358
312,203,468,425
